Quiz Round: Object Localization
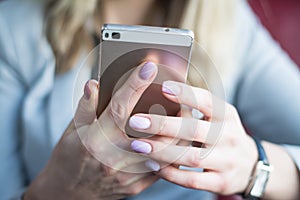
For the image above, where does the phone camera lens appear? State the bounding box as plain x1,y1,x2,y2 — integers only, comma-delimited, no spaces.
112,32,120,39
164,28,170,32
104,32,109,38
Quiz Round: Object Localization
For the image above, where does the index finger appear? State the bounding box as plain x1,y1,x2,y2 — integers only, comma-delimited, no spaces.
162,81,225,120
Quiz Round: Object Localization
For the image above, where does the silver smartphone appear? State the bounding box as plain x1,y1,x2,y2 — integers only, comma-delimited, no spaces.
97,24,194,136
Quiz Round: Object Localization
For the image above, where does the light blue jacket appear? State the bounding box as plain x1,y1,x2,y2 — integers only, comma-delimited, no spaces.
0,0,299,200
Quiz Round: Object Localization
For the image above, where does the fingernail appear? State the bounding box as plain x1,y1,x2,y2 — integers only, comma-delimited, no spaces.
131,140,152,154
192,108,204,119
129,116,151,130
145,159,160,172
139,62,156,80
84,80,91,99
162,81,180,96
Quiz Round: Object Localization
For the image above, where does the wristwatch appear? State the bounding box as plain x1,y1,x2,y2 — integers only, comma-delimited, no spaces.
243,137,273,199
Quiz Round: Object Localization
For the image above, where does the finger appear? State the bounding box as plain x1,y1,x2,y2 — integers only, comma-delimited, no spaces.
115,171,153,186
117,174,159,196
100,194,127,200
179,104,193,118
129,114,210,142
81,130,149,171
131,139,224,170
177,139,191,146
74,80,99,127
162,81,217,119
100,62,158,128
157,165,224,193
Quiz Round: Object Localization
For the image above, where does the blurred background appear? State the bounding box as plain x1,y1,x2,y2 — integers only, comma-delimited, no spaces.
0,0,298,68
221,1,300,199
249,0,300,68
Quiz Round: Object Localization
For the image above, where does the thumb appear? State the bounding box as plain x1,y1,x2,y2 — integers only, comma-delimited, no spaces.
74,80,99,128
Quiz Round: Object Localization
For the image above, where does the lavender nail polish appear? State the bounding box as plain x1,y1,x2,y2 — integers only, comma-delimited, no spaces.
139,62,156,80
131,140,152,154
145,160,160,172
129,116,151,130
162,81,180,96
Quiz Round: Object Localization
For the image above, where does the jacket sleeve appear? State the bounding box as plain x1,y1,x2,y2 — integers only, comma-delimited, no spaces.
233,1,300,169
0,9,28,200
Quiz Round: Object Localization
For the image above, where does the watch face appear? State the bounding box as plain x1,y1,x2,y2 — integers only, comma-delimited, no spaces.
250,161,273,197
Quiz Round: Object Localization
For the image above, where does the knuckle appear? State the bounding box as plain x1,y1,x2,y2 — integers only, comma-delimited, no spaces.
226,104,238,118
157,116,168,135
203,90,213,109
186,176,200,189
194,120,204,140
164,169,177,183
217,178,229,194
126,74,148,95
225,131,238,146
127,186,142,196
109,99,128,124
225,159,235,170
187,149,201,167
103,167,116,176
127,78,141,93
228,136,237,147
115,173,128,186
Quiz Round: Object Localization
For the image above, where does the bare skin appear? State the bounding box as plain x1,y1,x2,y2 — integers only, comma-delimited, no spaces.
24,63,160,200
25,75,300,200
25,1,159,198
24,1,299,199
129,81,300,199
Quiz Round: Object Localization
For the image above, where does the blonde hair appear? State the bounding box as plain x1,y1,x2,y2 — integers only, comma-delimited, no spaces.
45,0,238,89
181,0,237,89
45,0,97,74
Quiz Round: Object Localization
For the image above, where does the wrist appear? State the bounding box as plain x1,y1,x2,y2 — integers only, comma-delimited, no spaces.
242,137,273,199
23,174,58,200
23,163,74,200
260,142,300,199
23,131,97,200
239,135,258,194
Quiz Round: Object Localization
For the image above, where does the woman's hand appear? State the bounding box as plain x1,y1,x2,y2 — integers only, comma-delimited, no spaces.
24,62,160,200
129,81,300,199
129,80,259,195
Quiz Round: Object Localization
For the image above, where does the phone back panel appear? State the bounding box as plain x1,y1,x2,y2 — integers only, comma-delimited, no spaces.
97,24,193,137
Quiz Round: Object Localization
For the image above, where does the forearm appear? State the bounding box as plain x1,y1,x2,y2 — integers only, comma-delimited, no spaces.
23,175,65,200
23,124,90,200
262,141,300,200
23,157,77,200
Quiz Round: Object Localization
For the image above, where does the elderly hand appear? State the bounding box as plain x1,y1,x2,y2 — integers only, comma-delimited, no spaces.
129,80,259,195
24,62,160,200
